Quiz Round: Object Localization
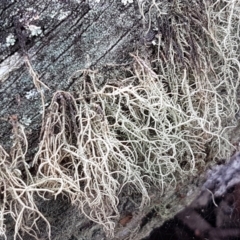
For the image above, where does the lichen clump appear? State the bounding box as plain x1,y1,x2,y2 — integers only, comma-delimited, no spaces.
0,0,240,239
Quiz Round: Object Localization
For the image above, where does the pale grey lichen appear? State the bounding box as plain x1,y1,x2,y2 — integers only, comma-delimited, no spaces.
25,89,44,100
121,0,134,5
58,10,71,20
6,34,16,47
28,25,42,37
21,116,32,126
88,0,134,4
203,153,240,197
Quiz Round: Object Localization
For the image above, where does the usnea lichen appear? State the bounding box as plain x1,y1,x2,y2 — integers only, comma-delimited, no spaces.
0,0,240,239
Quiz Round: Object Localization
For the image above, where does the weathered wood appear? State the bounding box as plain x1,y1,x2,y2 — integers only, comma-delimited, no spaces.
0,0,143,151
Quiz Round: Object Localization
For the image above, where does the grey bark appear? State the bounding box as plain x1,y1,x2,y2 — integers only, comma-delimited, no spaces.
0,1,205,239
145,153,240,240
